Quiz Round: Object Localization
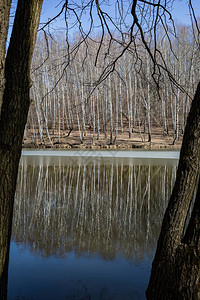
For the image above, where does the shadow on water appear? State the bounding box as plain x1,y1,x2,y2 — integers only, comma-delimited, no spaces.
1,153,178,299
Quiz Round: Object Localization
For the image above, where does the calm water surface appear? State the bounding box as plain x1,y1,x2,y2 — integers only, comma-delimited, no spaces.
8,150,179,300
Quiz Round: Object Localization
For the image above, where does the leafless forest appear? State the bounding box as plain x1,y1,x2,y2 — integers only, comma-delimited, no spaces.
24,24,200,148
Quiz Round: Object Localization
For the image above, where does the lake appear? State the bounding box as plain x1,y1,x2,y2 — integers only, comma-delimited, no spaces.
8,150,179,300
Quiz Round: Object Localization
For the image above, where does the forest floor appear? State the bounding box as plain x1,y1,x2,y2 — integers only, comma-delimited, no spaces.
22,126,182,150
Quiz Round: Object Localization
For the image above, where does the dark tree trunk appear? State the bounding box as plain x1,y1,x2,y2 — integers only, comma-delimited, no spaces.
0,3,12,299
0,0,12,111
146,82,200,299
0,1,43,299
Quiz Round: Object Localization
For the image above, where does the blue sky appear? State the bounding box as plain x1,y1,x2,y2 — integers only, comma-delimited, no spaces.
172,0,200,24
40,0,200,28
7,0,200,44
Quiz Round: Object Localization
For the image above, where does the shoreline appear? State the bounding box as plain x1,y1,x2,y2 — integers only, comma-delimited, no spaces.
22,127,182,150
22,141,181,151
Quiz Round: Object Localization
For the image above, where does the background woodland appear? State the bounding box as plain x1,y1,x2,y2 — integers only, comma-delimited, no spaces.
25,24,200,148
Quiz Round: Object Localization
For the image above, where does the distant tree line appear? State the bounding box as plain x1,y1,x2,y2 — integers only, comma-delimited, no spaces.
26,23,200,147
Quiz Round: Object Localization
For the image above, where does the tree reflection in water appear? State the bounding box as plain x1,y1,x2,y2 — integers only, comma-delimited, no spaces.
12,158,177,262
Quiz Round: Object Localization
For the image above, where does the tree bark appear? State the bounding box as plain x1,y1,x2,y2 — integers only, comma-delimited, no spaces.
146,82,200,299
0,0,12,111
0,1,43,298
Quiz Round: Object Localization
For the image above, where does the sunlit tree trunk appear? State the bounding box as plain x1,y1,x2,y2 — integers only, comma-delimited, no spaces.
81,84,86,142
126,73,132,138
108,76,113,144
119,79,123,133
146,58,151,143
114,76,118,144
92,94,95,142
96,89,100,140
133,73,137,126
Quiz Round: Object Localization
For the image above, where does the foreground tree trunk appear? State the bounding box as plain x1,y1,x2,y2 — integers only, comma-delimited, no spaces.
146,82,200,299
0,0,12,111
0,1,43,299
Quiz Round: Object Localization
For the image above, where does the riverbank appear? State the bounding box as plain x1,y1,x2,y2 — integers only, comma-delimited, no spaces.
22,127,182,150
